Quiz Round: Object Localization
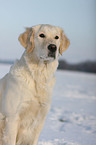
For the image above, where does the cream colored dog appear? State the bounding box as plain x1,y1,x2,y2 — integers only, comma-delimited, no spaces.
0,24,70,145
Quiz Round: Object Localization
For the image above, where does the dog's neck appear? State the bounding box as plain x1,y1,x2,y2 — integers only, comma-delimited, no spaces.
23,51,59,81
10,51,59,82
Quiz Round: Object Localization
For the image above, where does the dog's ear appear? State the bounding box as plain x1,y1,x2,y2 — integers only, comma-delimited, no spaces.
18,28,35,53
59,30,70,55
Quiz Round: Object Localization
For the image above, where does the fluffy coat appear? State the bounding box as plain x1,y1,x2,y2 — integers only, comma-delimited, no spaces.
0,24,70,145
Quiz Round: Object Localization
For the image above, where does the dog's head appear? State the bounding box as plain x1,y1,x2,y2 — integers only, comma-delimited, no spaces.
19,24,70,62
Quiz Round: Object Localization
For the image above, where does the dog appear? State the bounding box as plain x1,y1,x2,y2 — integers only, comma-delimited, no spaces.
0,24,70,145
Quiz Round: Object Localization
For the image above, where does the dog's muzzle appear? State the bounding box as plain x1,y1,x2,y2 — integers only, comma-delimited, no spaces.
48,44,57,59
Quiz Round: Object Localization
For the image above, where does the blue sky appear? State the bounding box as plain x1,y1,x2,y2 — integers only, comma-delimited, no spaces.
0,0,96,63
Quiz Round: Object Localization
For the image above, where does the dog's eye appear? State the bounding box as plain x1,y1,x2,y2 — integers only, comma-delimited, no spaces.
55,36,59,39
39,33,45,38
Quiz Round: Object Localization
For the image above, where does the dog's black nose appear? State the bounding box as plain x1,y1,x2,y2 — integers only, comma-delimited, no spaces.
48,44,57,53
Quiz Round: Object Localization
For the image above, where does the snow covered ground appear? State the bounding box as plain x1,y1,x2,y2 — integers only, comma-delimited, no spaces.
0,64,96,145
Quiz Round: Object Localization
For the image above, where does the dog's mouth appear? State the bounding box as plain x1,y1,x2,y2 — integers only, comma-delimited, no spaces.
48,52,56,59
40,56,55,61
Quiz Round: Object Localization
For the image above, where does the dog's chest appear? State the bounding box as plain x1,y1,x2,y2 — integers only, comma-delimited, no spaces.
20,66,55,104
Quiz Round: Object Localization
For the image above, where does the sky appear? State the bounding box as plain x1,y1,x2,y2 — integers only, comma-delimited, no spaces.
0,0,96,63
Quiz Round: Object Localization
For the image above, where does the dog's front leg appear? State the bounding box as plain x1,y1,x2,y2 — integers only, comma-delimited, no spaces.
29,105,50,145
3,116,19,145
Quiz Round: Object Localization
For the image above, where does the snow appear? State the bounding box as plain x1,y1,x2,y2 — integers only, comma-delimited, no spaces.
0,64,96,145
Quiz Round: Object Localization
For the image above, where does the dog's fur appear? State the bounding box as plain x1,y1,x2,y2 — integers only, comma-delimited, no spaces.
0,24,70,145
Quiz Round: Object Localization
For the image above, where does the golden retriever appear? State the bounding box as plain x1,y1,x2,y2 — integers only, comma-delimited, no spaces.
0,24,70,145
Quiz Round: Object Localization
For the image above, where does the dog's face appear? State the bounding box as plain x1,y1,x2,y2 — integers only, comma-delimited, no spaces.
19,24,70,62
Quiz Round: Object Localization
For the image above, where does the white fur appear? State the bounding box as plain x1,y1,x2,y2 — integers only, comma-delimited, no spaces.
0,24,69,145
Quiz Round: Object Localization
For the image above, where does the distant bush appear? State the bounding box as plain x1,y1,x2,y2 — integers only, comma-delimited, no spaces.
0,59,14,65
58,60,96,73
